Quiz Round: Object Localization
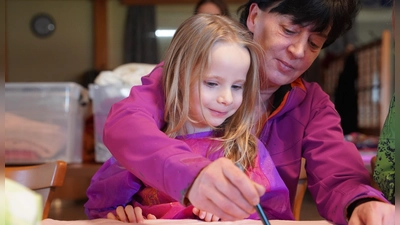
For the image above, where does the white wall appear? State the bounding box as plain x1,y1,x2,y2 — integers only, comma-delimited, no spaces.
356,7,392,45
7,0,93,83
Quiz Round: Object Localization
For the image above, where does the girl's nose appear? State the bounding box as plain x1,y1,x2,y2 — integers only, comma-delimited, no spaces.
217,89,233,105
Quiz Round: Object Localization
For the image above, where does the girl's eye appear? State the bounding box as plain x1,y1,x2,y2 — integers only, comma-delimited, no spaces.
232,85,243,90
205,81,218,87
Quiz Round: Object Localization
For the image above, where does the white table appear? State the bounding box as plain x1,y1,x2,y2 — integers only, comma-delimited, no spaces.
42,218,332,225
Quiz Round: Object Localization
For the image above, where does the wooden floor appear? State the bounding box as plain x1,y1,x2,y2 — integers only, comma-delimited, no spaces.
48,189,324,221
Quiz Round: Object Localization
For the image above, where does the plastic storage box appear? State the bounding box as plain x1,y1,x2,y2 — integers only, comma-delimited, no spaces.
89,84,131,162
5,82,87,165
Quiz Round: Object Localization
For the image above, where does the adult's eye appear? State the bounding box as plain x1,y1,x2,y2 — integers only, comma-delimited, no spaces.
309,38,324,50
284,28,296,35
309,41,320,49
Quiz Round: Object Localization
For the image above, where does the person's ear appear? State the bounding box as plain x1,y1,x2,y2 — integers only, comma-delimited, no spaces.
247,3,259,33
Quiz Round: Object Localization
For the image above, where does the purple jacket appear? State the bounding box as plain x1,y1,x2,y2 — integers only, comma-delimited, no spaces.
85,131,294,220
103,62,387,225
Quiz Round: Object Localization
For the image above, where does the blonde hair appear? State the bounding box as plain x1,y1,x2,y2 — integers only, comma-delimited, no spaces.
162,14,267,169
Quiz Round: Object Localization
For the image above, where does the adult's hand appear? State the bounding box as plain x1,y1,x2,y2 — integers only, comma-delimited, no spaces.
348,201,394,225
187,157,265,221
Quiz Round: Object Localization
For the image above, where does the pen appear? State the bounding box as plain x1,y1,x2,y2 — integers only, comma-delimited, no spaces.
235,162,271,225
255,204,271,225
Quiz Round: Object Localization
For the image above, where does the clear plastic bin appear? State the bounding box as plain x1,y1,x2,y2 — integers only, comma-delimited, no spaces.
5,82,87,164
89,84,132,162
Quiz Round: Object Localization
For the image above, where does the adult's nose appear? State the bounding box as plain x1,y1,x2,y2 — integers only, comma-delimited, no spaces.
288,38,306,59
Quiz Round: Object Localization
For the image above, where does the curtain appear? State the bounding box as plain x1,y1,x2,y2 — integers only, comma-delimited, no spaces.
123,5,159,64
334,52,359,135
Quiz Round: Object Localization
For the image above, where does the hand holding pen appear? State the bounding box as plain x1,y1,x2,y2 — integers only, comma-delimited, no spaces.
186,158,266,221
235,162,271,225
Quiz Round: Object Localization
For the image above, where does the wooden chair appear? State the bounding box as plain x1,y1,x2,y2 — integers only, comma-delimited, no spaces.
294,158,308,220
371,155,377,172
5,161,67,219
370,155,381,190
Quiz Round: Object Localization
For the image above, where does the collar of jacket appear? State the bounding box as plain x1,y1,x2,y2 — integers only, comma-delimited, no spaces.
269,78,307,119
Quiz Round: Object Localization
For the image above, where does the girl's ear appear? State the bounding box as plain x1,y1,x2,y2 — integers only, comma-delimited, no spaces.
247,3,259,33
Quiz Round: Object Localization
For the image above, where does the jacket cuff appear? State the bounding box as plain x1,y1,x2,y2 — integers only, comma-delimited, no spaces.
346,198,379,220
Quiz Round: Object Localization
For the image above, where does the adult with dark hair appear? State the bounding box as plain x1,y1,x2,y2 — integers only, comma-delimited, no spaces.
102,0,395,224
194,0,231,17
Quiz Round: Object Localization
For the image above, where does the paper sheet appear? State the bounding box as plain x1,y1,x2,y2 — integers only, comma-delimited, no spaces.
42,218,332,225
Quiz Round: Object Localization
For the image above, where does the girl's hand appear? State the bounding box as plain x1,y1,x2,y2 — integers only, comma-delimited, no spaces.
107,205,156,223
192,207,220,222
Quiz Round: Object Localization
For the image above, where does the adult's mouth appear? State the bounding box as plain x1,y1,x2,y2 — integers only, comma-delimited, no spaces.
277,59,295,70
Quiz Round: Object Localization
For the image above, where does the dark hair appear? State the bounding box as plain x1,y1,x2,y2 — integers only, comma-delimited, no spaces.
194,0,231,17
237,0,361,48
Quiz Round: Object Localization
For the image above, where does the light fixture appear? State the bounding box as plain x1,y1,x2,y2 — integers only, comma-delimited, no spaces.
155,29,176,37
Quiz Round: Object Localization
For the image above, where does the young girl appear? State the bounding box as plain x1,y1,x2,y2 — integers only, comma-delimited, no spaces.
85,14,294,222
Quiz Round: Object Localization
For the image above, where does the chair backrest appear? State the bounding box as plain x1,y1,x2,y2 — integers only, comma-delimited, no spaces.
371,155,377,172
5,161,67,219
294,158,308,220
370,155,381,190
